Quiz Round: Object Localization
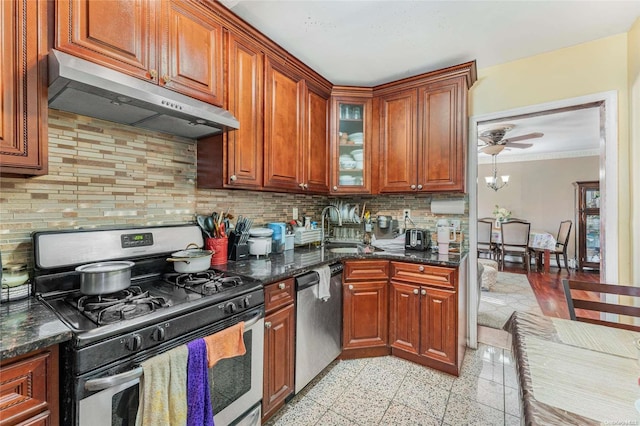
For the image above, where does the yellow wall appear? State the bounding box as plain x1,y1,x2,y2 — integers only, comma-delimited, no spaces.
629,18,640,284
470,34,631,282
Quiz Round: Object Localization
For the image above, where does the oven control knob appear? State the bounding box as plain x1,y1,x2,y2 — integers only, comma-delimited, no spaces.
126,334,142,351
152,326,166,341
242,296,251,308
224,302,237,314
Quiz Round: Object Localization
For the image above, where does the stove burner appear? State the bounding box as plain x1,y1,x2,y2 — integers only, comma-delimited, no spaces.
73,286,169,325
164,271,245,295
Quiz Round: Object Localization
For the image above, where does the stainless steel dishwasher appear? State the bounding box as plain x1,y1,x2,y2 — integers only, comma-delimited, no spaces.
294,263,343,394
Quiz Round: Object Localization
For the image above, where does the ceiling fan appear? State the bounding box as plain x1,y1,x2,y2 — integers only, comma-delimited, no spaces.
478,124,543,155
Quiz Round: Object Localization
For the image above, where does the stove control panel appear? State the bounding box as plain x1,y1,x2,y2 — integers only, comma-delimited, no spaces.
121,232,154,248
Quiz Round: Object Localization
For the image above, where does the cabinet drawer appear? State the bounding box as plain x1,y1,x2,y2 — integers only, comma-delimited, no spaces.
264,278,295,313
344,260,389,282
390,262,456,289
0,347,57,426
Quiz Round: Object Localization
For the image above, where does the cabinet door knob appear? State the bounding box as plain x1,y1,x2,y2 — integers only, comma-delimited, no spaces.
413,289,419,295
410,184,416,190
265,322,271,329
149,69,158,79
333,186,338,191
417,184,423,190
348,284,354,290
278,282,286,290
230,174,237,181
162,74,171,84
421,289,427,296
418,266,424,272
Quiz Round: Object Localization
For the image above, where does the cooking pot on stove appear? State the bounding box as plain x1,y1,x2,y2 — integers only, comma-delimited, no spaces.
167,243,214,273
75,260,135,295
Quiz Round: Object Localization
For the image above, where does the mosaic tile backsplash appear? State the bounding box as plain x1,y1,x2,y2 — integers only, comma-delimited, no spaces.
0,111,468,270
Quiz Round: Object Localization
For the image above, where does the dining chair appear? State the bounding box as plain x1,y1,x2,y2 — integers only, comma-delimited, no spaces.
530,220,572,272
477,218,496,259
498,220,531,272
562,279,640,331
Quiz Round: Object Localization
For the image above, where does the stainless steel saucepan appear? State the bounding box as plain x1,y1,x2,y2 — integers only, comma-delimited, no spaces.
75,261,135,295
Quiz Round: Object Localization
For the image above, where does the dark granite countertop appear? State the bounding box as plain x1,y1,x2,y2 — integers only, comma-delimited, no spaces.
0,297,72,361
0,246,465,360
215,245,468,284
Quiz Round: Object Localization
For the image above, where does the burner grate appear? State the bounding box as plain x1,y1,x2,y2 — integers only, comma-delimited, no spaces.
163,271,244,295
73,286,169,325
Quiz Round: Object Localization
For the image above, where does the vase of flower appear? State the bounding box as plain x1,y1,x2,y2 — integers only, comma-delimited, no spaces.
493,205,511,228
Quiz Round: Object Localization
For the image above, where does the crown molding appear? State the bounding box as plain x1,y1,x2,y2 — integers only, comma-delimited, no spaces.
477,149,600,164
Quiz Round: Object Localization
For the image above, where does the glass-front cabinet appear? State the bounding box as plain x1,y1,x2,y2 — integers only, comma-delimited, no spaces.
330,89,373,194
574,181,600,271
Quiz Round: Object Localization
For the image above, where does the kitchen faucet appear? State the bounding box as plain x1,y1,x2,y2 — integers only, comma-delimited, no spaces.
321,205,342,247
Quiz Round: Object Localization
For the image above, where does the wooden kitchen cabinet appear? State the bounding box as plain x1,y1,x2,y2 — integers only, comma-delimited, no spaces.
330,88,374,194
302,85,331,193
262,278,295,422
263,57,330,193
197,30,264,189
0,346,59,426
389,261,461,375
263,57,304,192
0,0,48,176
376,62,476,193
56,0,223,106
342,260,390,358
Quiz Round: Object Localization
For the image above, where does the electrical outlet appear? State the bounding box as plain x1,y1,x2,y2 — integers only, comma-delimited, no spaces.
402,209,411,219
292,207,298,220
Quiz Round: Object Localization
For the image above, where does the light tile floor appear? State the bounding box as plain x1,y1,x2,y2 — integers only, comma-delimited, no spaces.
265,343,521,426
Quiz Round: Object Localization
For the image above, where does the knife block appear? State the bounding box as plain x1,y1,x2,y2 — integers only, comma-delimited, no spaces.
228,231,250,261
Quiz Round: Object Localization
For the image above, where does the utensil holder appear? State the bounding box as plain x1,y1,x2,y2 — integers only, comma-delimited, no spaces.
205,237,228,266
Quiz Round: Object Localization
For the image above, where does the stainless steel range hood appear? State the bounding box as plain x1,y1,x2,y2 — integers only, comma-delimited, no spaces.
48,49,239,139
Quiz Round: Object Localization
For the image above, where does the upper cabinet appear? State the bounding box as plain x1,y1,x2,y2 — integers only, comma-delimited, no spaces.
0,0,48,176
197,30,264,190
56,0,224,106
263,57,329,193
376,63,476,193
330,88,373,194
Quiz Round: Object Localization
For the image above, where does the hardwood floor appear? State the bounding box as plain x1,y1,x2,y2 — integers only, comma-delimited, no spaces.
499,261,601,319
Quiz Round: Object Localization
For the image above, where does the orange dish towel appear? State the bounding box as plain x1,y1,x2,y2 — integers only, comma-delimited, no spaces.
204,321,246,368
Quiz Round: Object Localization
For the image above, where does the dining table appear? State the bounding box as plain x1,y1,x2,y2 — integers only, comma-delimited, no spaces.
505,311,640,425
491,228,557,273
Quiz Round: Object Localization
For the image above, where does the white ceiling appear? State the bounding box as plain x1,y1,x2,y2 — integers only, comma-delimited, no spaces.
220,0,636,160
220,0,640,87
477,107,601,163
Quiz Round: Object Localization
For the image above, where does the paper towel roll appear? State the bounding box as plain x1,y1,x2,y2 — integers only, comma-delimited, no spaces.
430,199,465,214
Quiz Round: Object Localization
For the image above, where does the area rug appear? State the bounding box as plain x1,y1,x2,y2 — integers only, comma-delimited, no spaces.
478,271,544,329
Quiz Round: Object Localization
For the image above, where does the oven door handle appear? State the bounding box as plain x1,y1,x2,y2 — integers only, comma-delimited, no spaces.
85,366,143,392
244,311,263,328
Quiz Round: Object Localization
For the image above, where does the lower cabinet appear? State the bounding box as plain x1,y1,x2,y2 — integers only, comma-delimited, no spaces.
0,345,59,426
389,261,461,375
262,278,295,422
342,259,464,376
342,260,390,358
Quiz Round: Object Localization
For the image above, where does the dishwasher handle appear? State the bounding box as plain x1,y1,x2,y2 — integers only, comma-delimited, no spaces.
295,271,319,291
295,263,342,291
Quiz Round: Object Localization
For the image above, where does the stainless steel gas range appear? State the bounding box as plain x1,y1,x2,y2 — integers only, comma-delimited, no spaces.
33,225,264,426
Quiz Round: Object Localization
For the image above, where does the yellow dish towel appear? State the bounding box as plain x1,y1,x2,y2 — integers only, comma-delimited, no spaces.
203,321,246,368
135,345,188,426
